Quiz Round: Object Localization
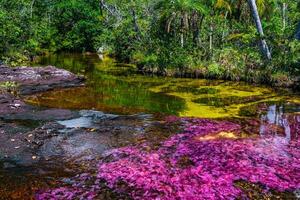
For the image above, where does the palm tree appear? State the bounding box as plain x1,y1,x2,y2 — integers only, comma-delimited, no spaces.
247,0,272,60
216,0,272,60
155,0,208,47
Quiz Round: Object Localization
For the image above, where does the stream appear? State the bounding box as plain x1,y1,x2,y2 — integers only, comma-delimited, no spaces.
0,53,299,199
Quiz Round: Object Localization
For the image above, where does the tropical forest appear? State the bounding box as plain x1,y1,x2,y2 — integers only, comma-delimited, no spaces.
0,0,300,199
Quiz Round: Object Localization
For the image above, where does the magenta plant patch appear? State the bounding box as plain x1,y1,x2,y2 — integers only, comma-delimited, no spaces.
35,186,96,200
37,117,300,199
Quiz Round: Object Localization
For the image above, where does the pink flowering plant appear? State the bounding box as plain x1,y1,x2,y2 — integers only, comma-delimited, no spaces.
37,116,300,199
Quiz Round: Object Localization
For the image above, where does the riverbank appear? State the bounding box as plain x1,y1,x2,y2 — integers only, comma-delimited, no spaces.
3,51,299,89
138,65,299,89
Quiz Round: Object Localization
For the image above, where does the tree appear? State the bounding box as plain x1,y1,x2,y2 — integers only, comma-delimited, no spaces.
154,0,208,47
247,0,272,60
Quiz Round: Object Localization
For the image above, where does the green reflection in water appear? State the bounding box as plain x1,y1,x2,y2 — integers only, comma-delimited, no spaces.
28,53,186,115
27,53,300,118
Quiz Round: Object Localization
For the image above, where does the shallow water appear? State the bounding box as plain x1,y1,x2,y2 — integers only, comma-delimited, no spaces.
27,53,300,118
1,53,300,199
27,53,300,139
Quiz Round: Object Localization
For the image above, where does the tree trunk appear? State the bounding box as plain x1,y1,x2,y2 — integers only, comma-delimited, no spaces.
282,3,287,31
209,19,213,55
131,8,141,40
247,0,272,60
198,15,204,45
191,11,199,46
30,0,35,18
295,21,300,40
192,13,204,46
222,11,228,43
180,33,184,48
180,15,184,47
99,0,104,16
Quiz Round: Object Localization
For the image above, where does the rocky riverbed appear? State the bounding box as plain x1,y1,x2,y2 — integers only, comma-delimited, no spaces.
0,64,299,200
0,65,172,199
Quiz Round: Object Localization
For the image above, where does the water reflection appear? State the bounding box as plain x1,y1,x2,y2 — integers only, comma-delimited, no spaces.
259,103,300,142
29,53,300,119
29,53,186,115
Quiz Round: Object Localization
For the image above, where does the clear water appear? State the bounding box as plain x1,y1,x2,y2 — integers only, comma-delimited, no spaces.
1,53,299,199
27,53,300,119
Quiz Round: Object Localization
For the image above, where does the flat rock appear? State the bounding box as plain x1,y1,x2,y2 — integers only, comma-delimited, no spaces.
0,65,84,95
0,65,85,115
0,93,28,115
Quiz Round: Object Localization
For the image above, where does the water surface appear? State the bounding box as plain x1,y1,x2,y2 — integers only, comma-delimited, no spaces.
27,53,300,119
1,53,299,199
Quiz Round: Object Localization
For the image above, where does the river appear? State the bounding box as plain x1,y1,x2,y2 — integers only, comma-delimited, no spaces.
0,53,299,199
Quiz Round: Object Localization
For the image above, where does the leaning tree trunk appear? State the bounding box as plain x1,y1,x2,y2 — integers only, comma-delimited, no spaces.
247,0,272,60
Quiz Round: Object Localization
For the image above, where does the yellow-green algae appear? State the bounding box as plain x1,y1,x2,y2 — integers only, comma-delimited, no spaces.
149,78,300,118
27,53,300,118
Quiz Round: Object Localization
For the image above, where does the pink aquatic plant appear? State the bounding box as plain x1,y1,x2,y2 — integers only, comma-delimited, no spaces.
37,116,300,199
36,187,96,200
36,173,98,200
97,118,300,199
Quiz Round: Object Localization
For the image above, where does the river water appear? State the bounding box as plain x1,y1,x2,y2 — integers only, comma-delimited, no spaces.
0,53,299,199
28,53,300,135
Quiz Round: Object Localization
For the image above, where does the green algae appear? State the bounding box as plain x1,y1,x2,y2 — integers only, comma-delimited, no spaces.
193,96,266,107
28,53,300,118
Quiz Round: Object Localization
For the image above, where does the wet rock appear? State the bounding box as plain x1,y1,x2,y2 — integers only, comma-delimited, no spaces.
0,93,28,115
58,110,119,129
0,65,84,95
0,65,84,116
0,120,64,165
2,108,79,121
37,112,156,163
2,162,16,169
79,110,119,120
58,117,96,129
294,189,300,198
0,111,155,167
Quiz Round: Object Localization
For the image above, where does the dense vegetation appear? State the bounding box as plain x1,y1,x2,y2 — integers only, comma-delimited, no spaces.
0,0,299,86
